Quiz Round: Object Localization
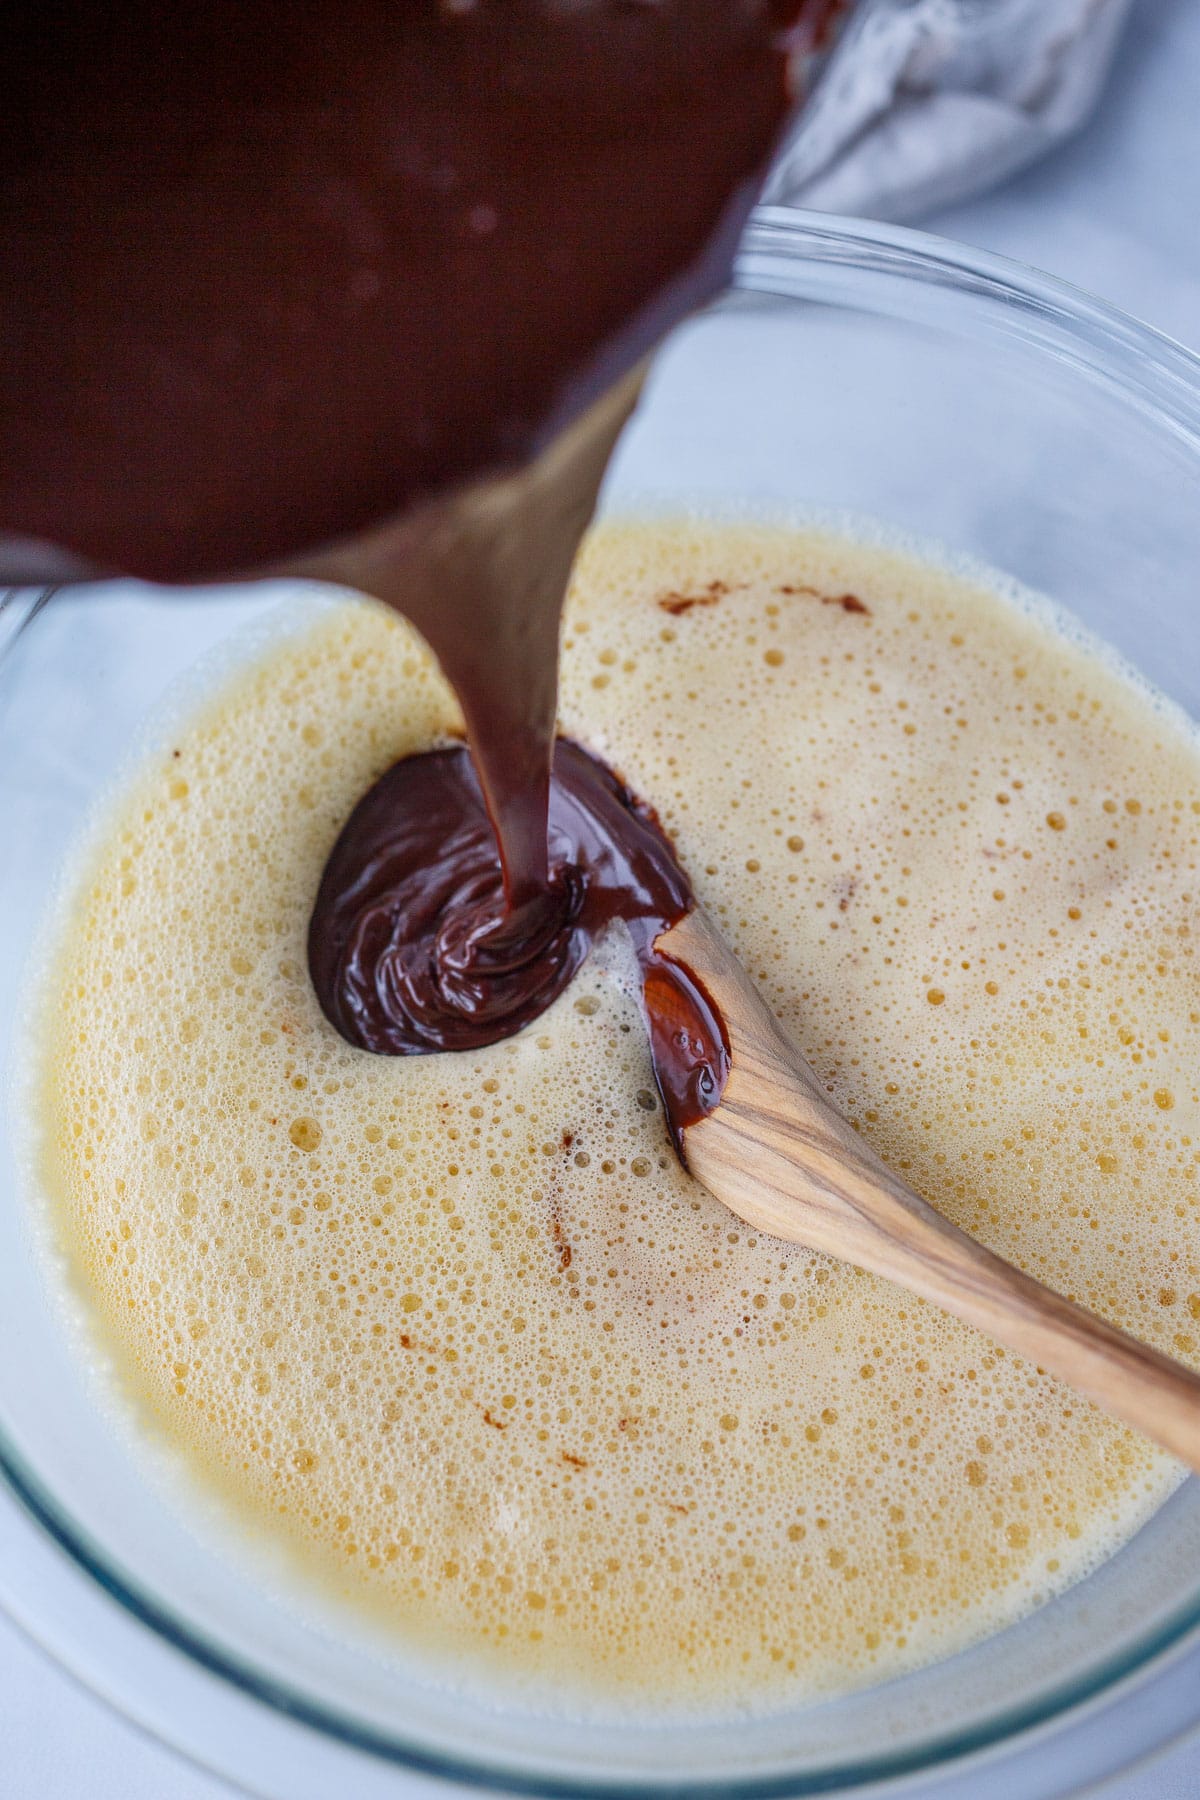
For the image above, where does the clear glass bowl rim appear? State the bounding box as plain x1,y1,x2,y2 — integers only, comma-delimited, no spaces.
4,204,1200,1797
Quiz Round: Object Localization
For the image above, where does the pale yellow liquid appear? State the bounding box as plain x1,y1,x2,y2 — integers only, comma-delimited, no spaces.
35,522,1200,1712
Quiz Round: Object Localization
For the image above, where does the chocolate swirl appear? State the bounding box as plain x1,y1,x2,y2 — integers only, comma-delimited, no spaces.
308,740,728,1139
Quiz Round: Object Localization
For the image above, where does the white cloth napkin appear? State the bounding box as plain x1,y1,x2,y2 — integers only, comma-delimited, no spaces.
770,0,1134,221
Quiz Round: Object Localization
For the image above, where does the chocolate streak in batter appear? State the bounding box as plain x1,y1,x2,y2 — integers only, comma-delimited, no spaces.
309,740,729,1141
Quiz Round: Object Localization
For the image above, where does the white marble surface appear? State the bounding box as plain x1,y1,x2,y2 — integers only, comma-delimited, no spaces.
4,0,1200,1793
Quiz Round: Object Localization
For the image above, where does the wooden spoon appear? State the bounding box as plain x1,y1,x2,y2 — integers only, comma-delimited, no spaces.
657,905,1200,1474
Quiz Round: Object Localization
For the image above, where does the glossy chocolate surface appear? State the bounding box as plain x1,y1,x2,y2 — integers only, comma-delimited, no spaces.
1,0,805,580
309,739,728,1137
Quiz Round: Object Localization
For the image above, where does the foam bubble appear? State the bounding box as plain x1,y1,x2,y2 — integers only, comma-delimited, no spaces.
31,520,1200,1715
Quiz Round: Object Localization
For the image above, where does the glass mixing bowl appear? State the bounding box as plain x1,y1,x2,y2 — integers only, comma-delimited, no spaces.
2,209,1200,1799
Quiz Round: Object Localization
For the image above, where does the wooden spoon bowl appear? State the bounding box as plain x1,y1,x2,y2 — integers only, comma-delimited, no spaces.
657,905,1200,1474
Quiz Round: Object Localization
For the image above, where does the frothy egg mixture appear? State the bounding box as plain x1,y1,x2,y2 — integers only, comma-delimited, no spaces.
33,521,1200,1712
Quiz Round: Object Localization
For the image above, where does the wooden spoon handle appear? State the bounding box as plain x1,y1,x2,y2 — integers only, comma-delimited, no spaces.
659,908,1200,1474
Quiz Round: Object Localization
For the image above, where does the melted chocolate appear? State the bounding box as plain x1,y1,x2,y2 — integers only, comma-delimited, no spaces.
1,0,815,582
309,740,729,1139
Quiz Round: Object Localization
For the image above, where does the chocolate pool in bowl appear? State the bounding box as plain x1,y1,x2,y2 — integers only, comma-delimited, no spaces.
2,214,1200,1796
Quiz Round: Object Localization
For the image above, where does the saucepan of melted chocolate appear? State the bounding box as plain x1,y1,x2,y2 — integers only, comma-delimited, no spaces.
0,0,838,583
308,739,728,1142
